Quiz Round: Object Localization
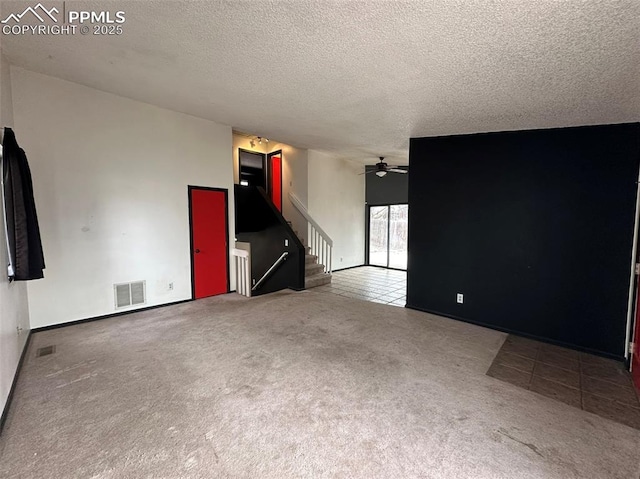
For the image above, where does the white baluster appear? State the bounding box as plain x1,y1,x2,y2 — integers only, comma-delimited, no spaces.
315,230,318,258
311,227,318,256
324,243,328,273
323,241,327,271
241,258,245,295
245,257,249,296
237,257,241,294
311,225,315,254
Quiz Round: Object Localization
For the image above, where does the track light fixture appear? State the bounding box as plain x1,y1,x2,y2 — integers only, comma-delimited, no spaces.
247,135,269,149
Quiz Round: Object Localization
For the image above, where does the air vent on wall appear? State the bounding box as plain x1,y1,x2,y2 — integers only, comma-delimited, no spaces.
114,281,146,309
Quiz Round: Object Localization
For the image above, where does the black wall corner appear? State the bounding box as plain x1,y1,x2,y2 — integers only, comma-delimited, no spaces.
407,123,640,358
365,166,409,206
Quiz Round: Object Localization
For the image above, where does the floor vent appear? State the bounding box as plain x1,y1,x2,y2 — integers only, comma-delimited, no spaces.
114,281,146,308
36,345,56,357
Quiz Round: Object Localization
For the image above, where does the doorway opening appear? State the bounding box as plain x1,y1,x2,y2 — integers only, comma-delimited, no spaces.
239,149,266,189
367,204,408,270
238,148,283,212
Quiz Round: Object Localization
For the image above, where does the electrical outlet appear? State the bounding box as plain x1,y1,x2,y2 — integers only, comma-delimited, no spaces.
457,293,464,304
340,257,343,262
168,282,174,291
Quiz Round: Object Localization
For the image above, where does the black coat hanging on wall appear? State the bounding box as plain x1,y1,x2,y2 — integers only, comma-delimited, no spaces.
2,127,45,281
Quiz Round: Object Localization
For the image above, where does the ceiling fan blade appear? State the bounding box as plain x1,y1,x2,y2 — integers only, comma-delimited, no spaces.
359,170,378,175
387,168,408,174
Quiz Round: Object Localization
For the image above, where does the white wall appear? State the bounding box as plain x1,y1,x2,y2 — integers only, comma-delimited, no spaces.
308,150,365,269
11,68,234,329
0,55,31,420
273,142,309,242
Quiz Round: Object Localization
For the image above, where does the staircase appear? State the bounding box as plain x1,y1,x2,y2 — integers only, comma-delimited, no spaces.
291,225,332,290
233,185,331,296
303,245,332,289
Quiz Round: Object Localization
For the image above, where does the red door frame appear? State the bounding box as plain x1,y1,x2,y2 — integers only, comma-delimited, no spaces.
188,186,230,299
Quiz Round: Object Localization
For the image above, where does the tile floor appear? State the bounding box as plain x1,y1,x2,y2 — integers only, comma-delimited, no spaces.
487,334,640,429
315,266,406,306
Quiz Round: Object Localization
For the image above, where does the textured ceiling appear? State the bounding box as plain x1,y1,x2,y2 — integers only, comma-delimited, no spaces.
2,1,639,165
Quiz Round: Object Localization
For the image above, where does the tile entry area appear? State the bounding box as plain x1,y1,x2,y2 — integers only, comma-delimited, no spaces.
487,335,640,429
315,266,406,306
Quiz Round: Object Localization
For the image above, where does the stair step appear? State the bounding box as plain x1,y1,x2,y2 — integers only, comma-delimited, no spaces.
305,273,332,289
305,254,317,265
305,263,325,276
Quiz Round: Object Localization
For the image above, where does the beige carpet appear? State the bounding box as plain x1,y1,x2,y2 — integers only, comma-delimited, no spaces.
1,290,639,478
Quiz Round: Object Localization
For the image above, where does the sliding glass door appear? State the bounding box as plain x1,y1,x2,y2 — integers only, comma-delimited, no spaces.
369,206,389,266
368,204,408,270
388,205,408,269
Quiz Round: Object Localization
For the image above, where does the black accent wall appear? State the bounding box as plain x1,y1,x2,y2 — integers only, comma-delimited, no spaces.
365,166,408,205
408,123,640,358
235,185,305,295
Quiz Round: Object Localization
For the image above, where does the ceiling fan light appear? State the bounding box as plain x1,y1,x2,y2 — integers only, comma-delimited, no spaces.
376,170,387,177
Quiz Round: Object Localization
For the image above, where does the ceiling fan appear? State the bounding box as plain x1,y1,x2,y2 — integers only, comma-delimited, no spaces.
362,157,408,177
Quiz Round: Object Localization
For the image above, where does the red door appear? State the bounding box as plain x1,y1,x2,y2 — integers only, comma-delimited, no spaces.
633,278,640,390
270,154,282,212
189,187,229,299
